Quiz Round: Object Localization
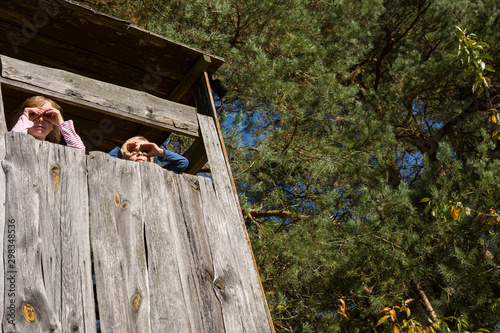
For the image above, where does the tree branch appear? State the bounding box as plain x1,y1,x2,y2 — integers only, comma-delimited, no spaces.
374,0,431,90
411,277,438,322
246,208,309,220
416,92,496,160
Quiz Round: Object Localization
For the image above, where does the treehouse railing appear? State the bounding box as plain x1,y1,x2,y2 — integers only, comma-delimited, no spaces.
0,125,273,332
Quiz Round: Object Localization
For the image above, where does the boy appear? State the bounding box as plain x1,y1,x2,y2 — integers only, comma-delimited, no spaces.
108,136,188,173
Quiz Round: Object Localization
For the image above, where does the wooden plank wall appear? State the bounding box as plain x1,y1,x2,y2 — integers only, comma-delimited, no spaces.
1,132,95,332
0,132,274,332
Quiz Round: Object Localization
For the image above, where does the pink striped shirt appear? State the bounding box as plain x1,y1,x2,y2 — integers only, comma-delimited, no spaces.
11,115,86,150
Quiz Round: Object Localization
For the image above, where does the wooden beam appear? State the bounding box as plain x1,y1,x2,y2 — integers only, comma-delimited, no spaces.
0,83,7,133
183,138,207,175
194,72,275,332
0,55,199,138
198,114,275,332
194,72,234,191
168,55,212,102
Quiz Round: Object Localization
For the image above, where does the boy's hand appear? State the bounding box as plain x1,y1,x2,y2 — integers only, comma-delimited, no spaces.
123,142,139,160
138,142,165,158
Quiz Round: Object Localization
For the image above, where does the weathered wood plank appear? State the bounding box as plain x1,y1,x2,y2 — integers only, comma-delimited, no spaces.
1,133,96,332
194,73,236,193
198,114,275,332
0,121,5,327
140,163,203,332
0,83,7,133
0,134,56,331
36,137,96,333
87,152,150,333
0,89,6,317
198,176,251,331
169,56,212,103
175,174,224,332
1,55,199,138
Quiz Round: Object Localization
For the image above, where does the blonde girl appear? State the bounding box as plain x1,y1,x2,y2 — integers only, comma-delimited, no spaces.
11,96,85,149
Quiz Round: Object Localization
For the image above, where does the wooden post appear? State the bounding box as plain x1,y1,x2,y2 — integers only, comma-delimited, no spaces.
194,73,276,332
168,55,212,102
0,83,7,134
193,72,235,193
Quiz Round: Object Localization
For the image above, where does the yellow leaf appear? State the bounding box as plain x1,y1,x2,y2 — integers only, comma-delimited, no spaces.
451,206,460,220
493,115,497,123
277,305,284,309
377,315,391,326
378,307,391,314
393,324,400,333
339,298,346,310
390,309,396,321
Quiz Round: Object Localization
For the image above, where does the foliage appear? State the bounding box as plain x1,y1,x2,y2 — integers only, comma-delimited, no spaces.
376,300,490,333
456,26,495,96
76,0,500,332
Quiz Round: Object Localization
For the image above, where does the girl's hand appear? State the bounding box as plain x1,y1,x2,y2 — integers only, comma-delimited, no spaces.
23,107,44,120
43,108,64,126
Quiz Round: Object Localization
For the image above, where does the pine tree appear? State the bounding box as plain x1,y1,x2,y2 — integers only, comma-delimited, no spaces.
77,0,500,331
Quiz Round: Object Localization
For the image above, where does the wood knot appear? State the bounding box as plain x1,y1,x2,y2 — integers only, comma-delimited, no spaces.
122,200,129,209
191,180,200,191
114,192,121,207
131,293,141,312
51,165,60,188
23,303,37,322
214,277,225,290
72,325,79,331
51,165,60,175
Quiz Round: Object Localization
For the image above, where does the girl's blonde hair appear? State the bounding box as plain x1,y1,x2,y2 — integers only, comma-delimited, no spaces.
16,96,63,143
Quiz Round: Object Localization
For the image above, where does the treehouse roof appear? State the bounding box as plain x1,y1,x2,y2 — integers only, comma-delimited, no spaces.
0,0,224,152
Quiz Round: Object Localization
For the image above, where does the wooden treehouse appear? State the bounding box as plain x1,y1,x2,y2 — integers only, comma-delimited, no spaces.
0,1,274,332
